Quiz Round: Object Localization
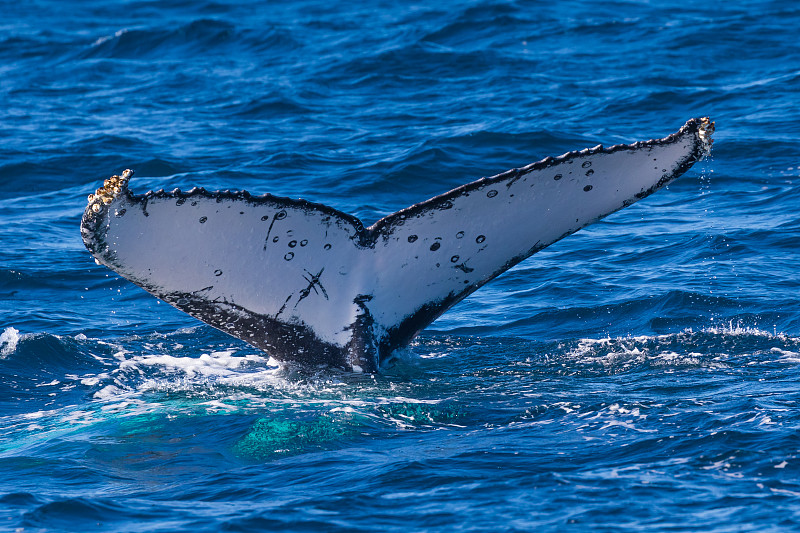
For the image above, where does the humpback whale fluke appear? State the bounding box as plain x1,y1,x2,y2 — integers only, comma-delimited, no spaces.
81,118,714,372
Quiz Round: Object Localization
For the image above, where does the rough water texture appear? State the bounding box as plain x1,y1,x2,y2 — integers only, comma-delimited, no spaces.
1,1,799,531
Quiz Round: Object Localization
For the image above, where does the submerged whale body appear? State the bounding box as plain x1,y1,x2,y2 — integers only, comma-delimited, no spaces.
81,118,714,372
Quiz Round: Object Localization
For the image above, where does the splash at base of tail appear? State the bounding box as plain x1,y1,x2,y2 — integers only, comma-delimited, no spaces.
81,118,714,372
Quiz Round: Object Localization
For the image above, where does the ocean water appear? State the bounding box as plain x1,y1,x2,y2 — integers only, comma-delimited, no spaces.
1,0,799,530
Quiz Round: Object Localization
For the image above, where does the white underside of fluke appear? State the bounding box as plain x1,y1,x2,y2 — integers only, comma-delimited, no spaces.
81,118,713,371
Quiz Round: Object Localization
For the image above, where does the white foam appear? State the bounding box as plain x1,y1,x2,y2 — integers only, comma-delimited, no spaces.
118,349,270,379
94,384,125,400
770,347,800,362
61,410,97,426
92,28,128,47
100,402,131,412
0,327,20,356
80,374,108,386
770,487,800,497
22,410,57,420
701,322,790,339
599,420,657,433
561,325,800,371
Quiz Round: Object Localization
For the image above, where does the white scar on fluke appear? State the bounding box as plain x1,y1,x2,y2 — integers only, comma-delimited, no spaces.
81,117,714,372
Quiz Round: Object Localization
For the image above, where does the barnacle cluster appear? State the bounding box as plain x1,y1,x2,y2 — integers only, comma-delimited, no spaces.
698,117,715,154
87,169,133,213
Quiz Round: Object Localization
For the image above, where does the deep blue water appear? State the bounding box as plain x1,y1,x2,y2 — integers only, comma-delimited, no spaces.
2,1,800,531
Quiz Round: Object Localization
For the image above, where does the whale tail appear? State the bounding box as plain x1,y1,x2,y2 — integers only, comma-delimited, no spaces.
81,117,714,372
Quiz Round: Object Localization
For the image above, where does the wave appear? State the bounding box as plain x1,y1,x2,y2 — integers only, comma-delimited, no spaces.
338,129,595,203
557,324,800,374
2,323,799,496
324,41,504,87
218,94,314,120
3,323,796,411
82,19,300,60
22,498,125,530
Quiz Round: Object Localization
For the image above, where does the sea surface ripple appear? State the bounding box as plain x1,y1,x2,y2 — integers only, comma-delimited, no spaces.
1,1,800,531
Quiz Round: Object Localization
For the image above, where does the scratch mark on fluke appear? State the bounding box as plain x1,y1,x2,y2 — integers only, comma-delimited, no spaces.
295,268,328,308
